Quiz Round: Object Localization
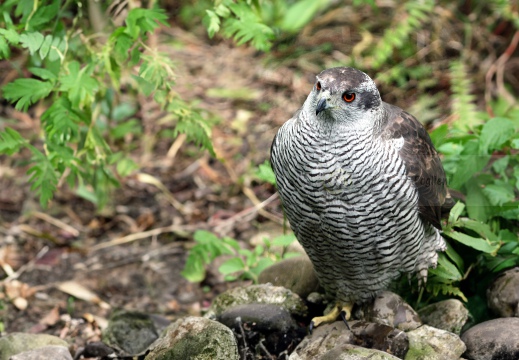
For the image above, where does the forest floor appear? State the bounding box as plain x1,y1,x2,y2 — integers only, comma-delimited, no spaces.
0,20,318,351
0,4,516,353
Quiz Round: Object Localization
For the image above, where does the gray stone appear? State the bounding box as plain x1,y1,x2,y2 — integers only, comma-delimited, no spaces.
417,299,469,335
258,255,320,298
290,342,401,360
0,333,68,360
9,345,72,360
461,318,519,360
487,267,519,317
205,283,307,319
102,310,159,356
217,303,298,333
357,291,422,331
406,325,466,360
145,316,239,360
289,320,407,360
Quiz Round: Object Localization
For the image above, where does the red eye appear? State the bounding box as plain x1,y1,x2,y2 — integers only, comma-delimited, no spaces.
316,82,321,91
342,92,355,102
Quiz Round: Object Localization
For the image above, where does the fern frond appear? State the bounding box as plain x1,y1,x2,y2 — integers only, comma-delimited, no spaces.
371,0,434,69
449,60,480,130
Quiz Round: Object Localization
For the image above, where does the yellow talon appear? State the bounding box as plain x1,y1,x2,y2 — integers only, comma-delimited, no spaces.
309,302,354,332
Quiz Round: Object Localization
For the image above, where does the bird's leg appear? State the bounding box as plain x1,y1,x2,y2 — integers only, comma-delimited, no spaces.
309,302,354,333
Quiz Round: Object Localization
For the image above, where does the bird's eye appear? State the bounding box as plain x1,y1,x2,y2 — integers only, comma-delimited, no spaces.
342,92,355,102
316,82,321,91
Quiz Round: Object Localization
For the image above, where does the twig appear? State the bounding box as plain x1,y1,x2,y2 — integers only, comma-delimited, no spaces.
30,211,80,237
485,30,519,114
1,246,49,283
89,224,200,251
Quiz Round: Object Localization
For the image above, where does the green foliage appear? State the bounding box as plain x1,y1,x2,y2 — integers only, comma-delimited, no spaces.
255,160,276,185
201,0,331,51
0,1,214,207
416,102,519,311
181,230,298,283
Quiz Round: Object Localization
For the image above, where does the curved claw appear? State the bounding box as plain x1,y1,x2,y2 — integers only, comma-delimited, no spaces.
309,320,315,334
340,310,351,330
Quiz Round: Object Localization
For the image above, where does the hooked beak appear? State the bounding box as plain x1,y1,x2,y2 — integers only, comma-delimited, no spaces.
316,98,327,115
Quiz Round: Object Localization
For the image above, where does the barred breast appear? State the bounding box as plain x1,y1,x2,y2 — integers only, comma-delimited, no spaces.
271,112,445,304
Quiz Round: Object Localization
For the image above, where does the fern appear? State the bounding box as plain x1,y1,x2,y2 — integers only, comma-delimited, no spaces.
449,60,480,130
371,0,435,69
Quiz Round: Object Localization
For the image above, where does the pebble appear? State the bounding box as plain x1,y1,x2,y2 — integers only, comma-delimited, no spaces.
0,333,69,360
101,310,159,356
357,291,422,331
9,345,72,360
406,325,466,360
417,299,469,335
258,255,320,298
145,316,239,360
205,283,308,319
486,267,519,317
461,318,519,360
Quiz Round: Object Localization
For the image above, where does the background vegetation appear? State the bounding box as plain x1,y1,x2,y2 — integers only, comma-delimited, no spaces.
1,0,518,330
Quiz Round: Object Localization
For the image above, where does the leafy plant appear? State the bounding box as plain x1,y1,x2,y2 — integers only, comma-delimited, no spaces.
181,230,299,283
0,1,214,207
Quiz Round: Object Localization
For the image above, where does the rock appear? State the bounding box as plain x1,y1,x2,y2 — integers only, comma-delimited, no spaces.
218,303,298,333
145,316,239,360
349,321,409,358
217,303,306,357
258,255,320,298
486,267,519,317
290,320,407,359
357,291,422,331
205,283,308,319
417,299,469,335
406,325,466,360
290,342,401,360
74,342,115,358
0,333,69,360
9,345,73,360
102,310,159,356
461,318,519,360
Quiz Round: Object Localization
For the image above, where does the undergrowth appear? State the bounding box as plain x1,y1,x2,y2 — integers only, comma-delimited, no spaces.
0,1,214,207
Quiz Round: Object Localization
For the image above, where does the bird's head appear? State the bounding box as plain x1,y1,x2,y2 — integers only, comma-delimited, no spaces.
305,67,383,128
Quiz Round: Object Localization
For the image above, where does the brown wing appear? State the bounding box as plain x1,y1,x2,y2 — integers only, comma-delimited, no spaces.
380,103,453,229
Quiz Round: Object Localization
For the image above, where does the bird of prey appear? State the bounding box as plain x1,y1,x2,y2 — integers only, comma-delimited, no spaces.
270,67,453,329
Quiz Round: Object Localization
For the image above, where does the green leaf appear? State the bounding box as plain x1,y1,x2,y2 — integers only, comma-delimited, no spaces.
204,10,220,38
255,160,276,185
19,31,44,55
3,78,53,111
479,117,515,154
29,67,57,80
429,124,449,148
250,257,275,276
482,182,515,206
449,140,490,190
457,218,498,242
444,229,500,254
219,257,245,275
0,36,9,59
445,242,464,273
125,8,168,39
448,202,464,225
465,176,493,222
39,34,53,59
116,157,139,177
428,253,462,281
59,61,99,108
0,128,27,155
181,252,206,282
281,0,328,32
271,234,297,247
27,150,58,207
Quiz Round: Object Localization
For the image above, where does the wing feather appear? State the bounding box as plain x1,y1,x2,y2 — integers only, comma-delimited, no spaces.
380,103,453,229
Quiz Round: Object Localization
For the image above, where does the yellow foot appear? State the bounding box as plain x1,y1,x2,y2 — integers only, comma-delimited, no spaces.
309,302,354,333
